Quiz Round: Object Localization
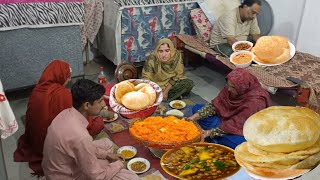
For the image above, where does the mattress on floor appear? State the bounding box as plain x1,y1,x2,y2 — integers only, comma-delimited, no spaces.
0,26,83,91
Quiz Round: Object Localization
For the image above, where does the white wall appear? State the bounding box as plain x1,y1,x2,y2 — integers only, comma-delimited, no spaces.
296,0,320,57
266,0,306,45
266,0,320,57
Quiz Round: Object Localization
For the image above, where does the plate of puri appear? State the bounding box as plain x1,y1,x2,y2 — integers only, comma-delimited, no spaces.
235,106,320,180
251,36,296,66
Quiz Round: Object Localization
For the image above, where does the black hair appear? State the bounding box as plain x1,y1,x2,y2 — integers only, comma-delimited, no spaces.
240,0,261,8
71,79,105,109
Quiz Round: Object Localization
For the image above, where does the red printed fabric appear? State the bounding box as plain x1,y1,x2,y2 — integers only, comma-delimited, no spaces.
212,68,271,135
87,116,104,137
190,8,213,42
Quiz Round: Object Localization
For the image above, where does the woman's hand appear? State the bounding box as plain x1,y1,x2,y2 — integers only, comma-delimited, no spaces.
162,91,168,101
188,113,200,121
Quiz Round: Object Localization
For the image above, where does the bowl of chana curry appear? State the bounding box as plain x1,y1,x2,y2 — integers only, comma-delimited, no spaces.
161,142,241,180
230,51,254,68
127,157,150,174
232,41,253,52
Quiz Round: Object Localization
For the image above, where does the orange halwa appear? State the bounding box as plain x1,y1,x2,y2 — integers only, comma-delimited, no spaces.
129,116,200,143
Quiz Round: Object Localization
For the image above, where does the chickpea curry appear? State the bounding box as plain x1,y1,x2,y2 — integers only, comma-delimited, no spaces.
235,43,251,50
161,143,240,179
130,161,147,172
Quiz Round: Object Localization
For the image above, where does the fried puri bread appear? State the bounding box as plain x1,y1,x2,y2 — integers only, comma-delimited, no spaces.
247,138,320,158
121,91,150,111
251,36,290,64
254,48,290,65
115,81,135,103
138,85,156,106
134,83,150,91
243,106,320,153
236,154,308,178
235,142,309,166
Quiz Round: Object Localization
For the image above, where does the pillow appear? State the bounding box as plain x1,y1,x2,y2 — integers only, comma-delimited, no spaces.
190,8,213,42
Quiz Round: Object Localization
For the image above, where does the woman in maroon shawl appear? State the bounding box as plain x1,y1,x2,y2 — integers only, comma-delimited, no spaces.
189,68,271,149
14,60,105,176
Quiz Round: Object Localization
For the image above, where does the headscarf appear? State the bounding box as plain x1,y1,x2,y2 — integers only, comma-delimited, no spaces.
14,60,105,175
212,68,271,135
142,38,186,90
14,60,72,176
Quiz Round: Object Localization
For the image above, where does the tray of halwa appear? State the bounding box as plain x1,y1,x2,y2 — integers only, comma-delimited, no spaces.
160,142,240,180
129,116,202,150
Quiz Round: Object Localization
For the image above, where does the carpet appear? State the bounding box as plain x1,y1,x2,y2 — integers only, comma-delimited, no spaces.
154,92,208,118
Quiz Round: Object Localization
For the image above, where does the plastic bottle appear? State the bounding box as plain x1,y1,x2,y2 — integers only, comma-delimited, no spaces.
98,66,107,85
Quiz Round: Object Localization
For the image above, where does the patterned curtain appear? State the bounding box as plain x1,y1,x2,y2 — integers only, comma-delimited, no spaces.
114,0,196,6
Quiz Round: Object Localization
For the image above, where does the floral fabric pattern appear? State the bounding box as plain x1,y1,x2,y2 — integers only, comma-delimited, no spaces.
190,8,213,42
198,103,215,119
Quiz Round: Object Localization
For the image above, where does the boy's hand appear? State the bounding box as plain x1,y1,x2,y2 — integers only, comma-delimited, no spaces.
105,153,125,162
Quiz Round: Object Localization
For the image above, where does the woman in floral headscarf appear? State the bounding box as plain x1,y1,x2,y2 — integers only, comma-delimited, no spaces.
189,68,271,149
142,38,194,101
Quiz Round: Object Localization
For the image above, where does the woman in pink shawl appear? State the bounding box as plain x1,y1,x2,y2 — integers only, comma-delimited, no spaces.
189,68,271,149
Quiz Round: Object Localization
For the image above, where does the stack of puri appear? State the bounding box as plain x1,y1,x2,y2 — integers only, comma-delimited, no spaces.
251,36,291,65
235,106,320,178
114,80,156,111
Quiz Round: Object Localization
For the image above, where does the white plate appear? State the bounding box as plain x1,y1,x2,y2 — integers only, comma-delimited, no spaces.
103,113,118,123
253,41,296,66
117,146,137,160
165,109,184,117
245,168,310,180
127,157,150,174
169,100,186,109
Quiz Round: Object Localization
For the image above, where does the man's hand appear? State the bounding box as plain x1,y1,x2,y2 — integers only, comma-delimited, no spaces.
252,34,261,43
226,37,237,46
188,113,200,121
105,153,125,162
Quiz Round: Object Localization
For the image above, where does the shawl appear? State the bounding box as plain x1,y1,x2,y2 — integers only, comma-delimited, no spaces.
142,38,187,90
0,79,18,139
14,60,72,175
212,68,271,135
